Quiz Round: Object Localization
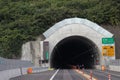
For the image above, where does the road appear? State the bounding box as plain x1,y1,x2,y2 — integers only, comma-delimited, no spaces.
10,69,87,80
52,69,86,80
10,69,120,80
84,69,120,80
10,70,56,80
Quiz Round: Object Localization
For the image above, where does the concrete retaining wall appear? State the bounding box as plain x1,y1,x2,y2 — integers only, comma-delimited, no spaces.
21,41,41,67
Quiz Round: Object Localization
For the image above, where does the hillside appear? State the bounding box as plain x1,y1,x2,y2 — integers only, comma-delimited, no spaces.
0,0,120,58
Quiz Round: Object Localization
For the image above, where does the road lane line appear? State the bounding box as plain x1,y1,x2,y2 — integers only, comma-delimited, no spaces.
50,69,59,80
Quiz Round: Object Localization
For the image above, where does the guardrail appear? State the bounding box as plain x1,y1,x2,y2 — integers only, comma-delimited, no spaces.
0,67,48,80
107,59,120,72
0,57,34,71
109,59,120,66
95,64,120,72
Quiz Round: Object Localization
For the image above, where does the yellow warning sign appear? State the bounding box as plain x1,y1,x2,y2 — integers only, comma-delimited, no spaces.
102,46,115,57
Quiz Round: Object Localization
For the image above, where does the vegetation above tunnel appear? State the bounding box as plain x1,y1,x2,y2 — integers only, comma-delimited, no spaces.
0,0,120,58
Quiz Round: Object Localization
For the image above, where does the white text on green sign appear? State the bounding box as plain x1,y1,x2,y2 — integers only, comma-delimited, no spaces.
102,38,114,44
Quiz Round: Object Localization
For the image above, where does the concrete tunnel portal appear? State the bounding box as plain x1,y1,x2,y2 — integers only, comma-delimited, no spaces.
40,18,114,69
51,36,100,69
21,18,114,68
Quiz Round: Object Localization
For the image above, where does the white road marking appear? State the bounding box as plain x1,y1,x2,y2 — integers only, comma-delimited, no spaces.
50,69,59,80
75,69,97,80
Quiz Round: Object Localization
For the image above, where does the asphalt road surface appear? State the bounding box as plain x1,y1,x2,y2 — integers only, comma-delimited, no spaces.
10,69,120,80
10,70,56,80
84,69,120,80
52,69,86,80
10,69,87,80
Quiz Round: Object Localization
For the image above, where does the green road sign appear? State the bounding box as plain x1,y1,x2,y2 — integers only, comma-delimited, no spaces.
102,38,114,44
46,52,49,60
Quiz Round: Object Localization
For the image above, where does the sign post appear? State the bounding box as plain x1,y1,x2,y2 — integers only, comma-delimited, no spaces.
43,41,49,66
102,38,115,57
102,37,115,67
46,51,49,60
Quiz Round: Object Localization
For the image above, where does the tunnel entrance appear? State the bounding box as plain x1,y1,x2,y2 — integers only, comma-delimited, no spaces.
51,36,99,69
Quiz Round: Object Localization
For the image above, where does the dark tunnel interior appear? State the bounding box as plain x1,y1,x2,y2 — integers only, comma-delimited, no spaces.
51,36,100,69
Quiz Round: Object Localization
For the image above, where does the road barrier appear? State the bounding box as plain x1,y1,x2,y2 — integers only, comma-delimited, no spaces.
82,68,84,74
108,73,111,80
27,67,33,74
0,67,48,80
95,65,120,72
101,65,106,71
90,70,93,80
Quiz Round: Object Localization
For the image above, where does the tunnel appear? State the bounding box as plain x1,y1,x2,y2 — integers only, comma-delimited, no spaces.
50,36,100,69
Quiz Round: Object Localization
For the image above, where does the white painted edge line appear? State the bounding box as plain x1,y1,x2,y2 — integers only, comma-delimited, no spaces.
50,69,59,80
75,69,97,80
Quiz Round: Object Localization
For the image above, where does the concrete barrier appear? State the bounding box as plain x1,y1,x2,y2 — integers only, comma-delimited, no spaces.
0,69,21,80
109,65,120,72
95,65,101,70
95,65,120,72
0,67,48,80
